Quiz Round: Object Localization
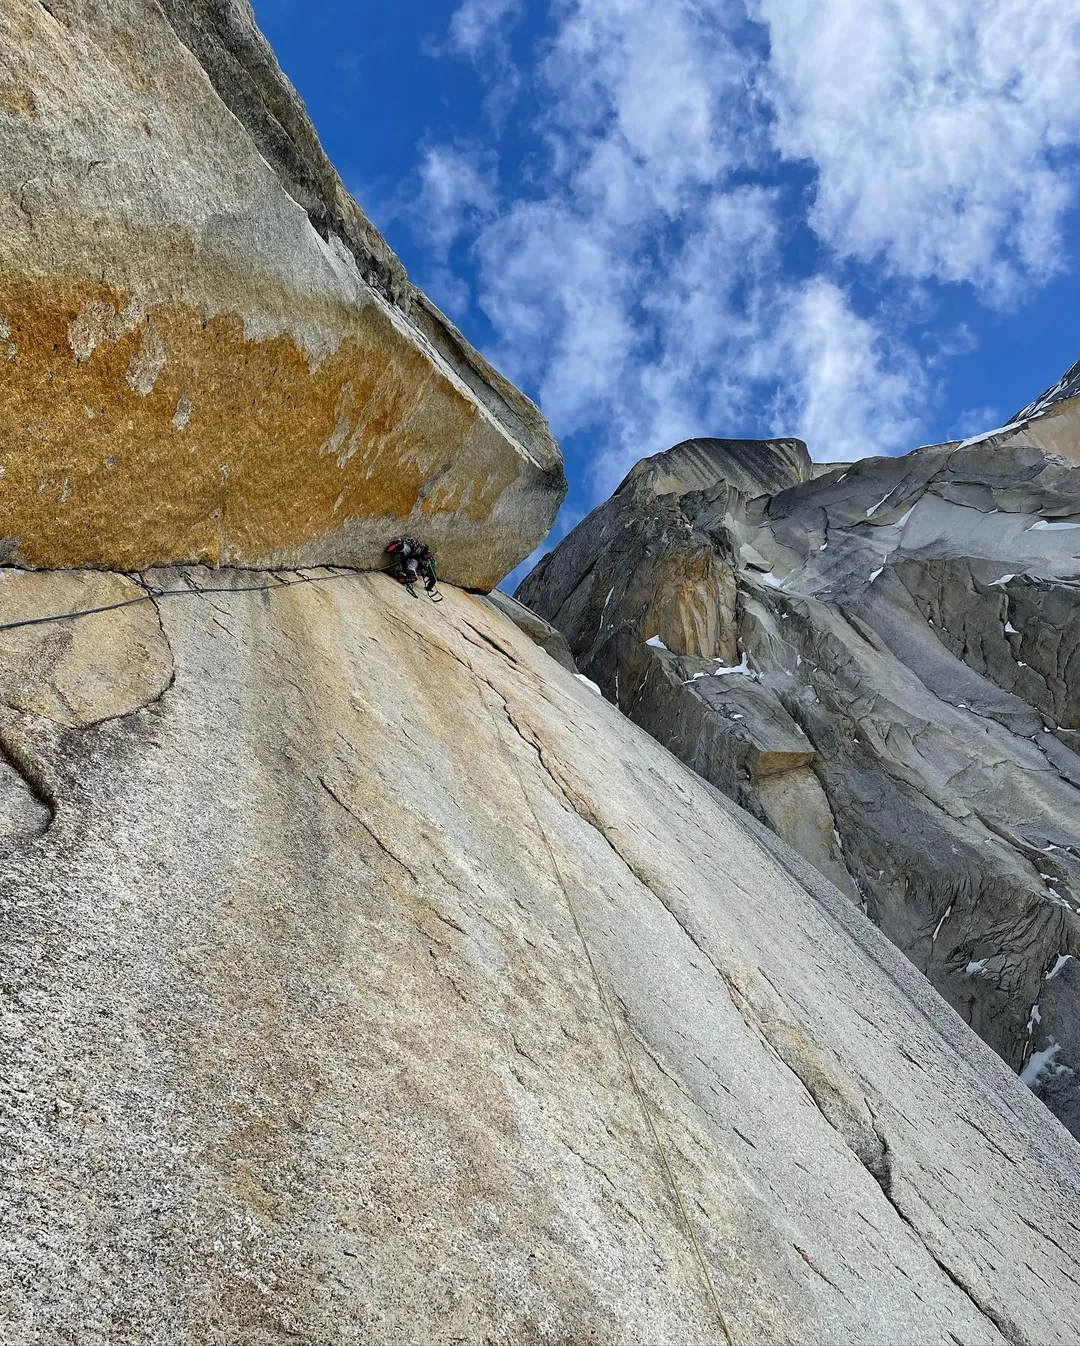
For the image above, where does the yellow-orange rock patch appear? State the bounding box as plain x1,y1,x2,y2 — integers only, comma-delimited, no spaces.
0,272,533,576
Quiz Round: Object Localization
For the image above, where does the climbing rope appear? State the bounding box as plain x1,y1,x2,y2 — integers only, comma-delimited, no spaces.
0,568,360,634
469,647,736,1346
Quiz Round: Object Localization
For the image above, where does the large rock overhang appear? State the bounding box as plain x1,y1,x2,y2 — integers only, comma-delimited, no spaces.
0,0,565,590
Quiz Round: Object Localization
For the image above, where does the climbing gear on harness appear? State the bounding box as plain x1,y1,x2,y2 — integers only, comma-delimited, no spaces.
385,537,441,601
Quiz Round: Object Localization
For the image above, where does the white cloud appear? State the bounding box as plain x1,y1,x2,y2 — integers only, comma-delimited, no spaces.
449,0,521,57
763,280,927,461
446,0,817,490
412,146,496,256
948,403,1001,442
419,0,1080,501
445,0,524,124
539,0,751,209
753,0,1080,301
934,323,978,359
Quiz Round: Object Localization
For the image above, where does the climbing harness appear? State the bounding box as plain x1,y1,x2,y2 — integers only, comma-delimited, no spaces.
461,633,736,1346
385,537,442,602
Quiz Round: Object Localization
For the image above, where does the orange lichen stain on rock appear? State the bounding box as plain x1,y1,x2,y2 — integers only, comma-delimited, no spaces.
0,272,521,568
644,550,733,661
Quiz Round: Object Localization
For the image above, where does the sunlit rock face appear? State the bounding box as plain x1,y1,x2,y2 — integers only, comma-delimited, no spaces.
0,0,563,587
518,386,1080,1137
1011,355,1080,463
2,569,1078,1343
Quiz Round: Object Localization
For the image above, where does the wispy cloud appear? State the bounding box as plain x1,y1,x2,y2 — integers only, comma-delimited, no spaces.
449,0,522,57
414,0,1080,497
412,146,497,256
753,0,1080,303
763,280,928,462
445,0,524,125
947,403,1002,442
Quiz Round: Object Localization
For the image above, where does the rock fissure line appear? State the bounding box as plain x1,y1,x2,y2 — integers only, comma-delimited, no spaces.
519,421,1080,1130
500,678,1028,1343
0,568,361,636
466,653,1019,1336
3,0,1080,1330
1015,1214,1075,1266
629,1028,712,1115
112,580,178,720
316,774,422,884
489,684,937,1211
793,1244,847,1298
776,1052,1018,1345
452,644,736,1346
3,567,1079,1338
887,1211,1019,1346
865,1114,1027,1346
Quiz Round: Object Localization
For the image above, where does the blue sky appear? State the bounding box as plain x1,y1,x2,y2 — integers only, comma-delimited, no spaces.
254,0,1080,563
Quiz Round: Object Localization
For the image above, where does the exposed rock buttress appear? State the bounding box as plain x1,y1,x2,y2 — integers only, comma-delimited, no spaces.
518,401,1080,1138
0,0,564,587
1,569,1078,1343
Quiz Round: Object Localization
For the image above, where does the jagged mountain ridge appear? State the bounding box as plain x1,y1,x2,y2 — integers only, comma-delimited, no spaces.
517,372,1080,1139
1013,354,1080,424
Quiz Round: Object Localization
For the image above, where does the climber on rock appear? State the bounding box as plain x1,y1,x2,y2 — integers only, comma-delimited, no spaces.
385,537,442,600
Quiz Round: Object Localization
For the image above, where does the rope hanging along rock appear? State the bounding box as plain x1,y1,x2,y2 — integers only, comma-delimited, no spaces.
0,569,361,635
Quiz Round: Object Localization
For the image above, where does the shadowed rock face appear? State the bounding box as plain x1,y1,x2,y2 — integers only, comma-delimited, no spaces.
517,388,1080,1137
481,588,579,672
2,568,1078,1342
0,0,564,586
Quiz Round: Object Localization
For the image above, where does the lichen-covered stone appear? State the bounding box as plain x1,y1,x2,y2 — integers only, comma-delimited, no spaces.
0,0,564,586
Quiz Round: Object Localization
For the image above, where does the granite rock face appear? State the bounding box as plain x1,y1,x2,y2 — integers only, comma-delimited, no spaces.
1011,354,1080,451
0,0,563,586
481,588,578,672
518,402,1080,1136
2,567,1079,1344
